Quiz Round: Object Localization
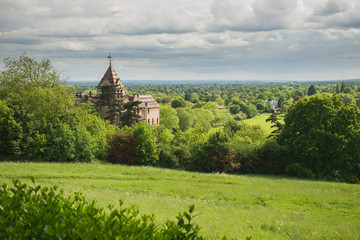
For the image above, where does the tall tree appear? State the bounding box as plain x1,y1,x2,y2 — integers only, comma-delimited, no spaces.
133,122,159,165
119,101,142,127
336,84,340,94
97,85,122,125
97,85,141,127
0,54,116,162
171,98,186,108
160,105,179,130
340,81,346,93
307,85,316,96
266,112,283,138
278,95,360,182
0,53,62,99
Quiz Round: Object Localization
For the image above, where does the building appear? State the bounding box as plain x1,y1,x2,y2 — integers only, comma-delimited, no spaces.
96,63,160,125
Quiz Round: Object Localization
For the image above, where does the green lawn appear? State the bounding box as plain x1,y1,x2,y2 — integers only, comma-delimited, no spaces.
1,162,359,239
242,113,283,136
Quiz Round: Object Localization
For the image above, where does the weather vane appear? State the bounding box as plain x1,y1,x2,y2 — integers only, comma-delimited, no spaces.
107,53,112,67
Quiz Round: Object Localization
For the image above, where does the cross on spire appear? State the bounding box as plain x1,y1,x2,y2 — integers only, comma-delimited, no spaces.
107,53,112,67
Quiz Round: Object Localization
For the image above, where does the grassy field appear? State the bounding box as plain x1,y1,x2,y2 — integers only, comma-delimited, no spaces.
1,162,359,239
242,113,279,136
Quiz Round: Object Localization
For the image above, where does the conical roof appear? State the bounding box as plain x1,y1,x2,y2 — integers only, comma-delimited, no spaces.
97,66,124,88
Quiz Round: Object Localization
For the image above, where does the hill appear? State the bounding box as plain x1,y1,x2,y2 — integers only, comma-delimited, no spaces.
0,162,359,239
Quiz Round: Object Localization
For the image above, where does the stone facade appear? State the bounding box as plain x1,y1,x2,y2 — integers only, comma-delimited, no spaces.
96,65,160,125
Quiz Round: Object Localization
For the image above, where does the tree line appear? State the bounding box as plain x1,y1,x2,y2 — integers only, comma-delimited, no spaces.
1,54,360,183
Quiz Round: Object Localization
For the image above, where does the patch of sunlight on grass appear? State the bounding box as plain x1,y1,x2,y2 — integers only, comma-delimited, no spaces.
242,113,284,136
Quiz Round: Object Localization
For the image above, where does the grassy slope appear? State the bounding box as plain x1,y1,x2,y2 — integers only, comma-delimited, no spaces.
242,113,285,136
0,162,359,239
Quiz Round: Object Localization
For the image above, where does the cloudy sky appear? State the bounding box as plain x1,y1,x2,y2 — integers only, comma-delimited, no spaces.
0,0,359,81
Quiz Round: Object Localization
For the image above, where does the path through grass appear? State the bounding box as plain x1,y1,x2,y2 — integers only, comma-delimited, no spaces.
0,162,359,239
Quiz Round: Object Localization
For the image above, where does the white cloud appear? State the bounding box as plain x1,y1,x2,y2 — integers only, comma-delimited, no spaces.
323,30,339,40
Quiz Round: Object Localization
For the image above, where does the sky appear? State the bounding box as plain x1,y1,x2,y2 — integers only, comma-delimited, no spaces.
0,0,359,82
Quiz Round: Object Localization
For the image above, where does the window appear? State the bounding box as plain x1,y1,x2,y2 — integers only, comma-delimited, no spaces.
152,118,154,125
157,117,159,124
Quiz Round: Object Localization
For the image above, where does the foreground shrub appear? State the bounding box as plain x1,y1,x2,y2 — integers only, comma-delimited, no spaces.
0,179,204,239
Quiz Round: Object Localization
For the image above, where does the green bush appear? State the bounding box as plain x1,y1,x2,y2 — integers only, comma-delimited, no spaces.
285,163,315,179
191,131,238,173
158,143,180,169
0,179,205,239
107,133,136,165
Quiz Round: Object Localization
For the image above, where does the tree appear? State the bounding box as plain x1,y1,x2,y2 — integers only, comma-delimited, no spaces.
160,105,179,130
97,85,123,125
0,54,116,162
337,93,356,106
119,101,142,127
0,100,22,155
229,104,240,114
176,108,194,131
184,91,191,101
191,130,237,173
0,53,62,99
215,97,225,107
108,132,136,165
265,112,283,138
340,81,346,93
190,93,199,103
240,102,257,118
255,99,267,112
307,85,316,96
278,95,360,182
191,108,213,133
133,123,159,165
171,98,186,108
97,85,141,127
336,84,340,94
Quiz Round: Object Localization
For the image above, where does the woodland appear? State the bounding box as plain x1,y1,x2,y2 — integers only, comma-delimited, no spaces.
1,54,360,183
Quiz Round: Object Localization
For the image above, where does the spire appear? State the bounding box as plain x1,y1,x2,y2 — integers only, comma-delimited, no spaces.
97,55,125,91
107,53,112,67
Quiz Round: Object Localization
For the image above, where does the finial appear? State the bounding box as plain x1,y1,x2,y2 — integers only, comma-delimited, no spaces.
107,53,112,67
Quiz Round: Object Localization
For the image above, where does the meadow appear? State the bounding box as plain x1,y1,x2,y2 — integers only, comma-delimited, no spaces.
242,113,284,136
0,162,359,239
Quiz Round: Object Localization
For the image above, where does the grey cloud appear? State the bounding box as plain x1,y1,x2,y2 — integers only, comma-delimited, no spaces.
0,0,359,81
208,0,299,32
314,0,353,16
308,0,360,28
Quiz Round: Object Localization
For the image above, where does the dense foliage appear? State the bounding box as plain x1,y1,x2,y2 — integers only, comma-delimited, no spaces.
102,80,358,182
2,54,360,183
278,95,360,182
0,54,116,162
0,179,204,239
107,122,159,166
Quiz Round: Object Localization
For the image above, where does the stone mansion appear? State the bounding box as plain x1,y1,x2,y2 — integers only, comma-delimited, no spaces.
96,63,160,125
76,60,160,125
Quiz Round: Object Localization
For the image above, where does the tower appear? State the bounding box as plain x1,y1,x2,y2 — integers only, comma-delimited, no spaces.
96,55,125,97
96,55,160,126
